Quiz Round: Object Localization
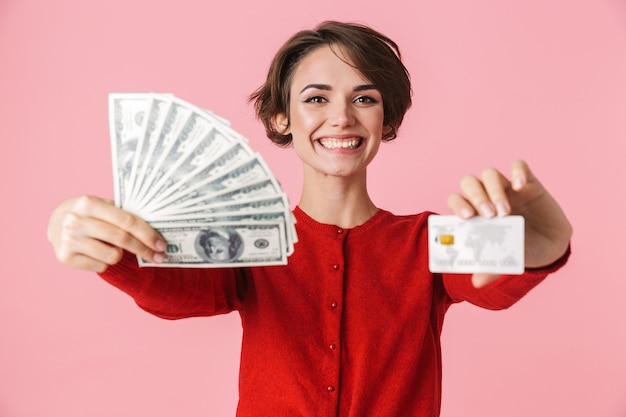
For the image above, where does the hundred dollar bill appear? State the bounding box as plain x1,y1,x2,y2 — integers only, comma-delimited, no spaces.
150,210,288,225
203,109,232,128
151,178,286,216
139,128,250,213
145,195,291,221
138,222,288,267
148,154,274,213
135,97,248,207
108,93,151,207
151,209,296,255
134,109,224,208
129,99,193,210
144,194,297,248
143,141,255,213
108,92,298,266
125,95,172,209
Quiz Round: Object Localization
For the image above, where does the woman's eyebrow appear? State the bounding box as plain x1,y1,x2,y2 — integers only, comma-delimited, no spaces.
354,84,377,92
299,84,378,94
300,84,331,93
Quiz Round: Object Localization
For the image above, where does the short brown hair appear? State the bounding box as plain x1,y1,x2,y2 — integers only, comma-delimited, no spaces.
249,21,412,146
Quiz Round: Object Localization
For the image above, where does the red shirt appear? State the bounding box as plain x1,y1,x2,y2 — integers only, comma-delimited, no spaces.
100,207,569,416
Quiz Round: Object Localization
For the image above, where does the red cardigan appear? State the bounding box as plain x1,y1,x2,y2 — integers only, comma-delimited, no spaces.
100,207,569,417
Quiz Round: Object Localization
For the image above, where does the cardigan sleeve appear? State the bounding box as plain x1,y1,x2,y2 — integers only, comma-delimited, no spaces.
442,245,571,310
97,251,247,319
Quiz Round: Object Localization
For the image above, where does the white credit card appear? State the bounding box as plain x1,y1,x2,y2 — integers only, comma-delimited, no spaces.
428,215,525,275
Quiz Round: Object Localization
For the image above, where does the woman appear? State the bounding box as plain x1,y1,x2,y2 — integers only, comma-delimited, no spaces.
48,21,572,417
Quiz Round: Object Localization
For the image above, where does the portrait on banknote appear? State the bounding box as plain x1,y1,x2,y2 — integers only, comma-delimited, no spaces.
195,227,244,263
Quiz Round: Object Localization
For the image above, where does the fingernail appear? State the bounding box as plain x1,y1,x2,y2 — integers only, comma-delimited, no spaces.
513,177,524,190
495,201,510,217
156,240,166,251
153,253,165,264
479,203,496,218
460,207,474,219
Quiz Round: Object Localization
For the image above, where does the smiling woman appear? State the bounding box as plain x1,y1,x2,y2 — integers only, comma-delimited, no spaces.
46,20,572,417
275,46,387,184
250,21,412,146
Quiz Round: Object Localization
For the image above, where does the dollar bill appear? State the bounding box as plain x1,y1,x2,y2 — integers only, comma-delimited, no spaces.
138,222,288,267
146,194,298,252
125,95,172,209
145,195,290,221
152,209,296,255
148,154,274,213
151,177,285,215
202,109,232,128
109,93,297,267
108,94,151,208
127,99,193,212
140,131,251,213
135,110,221,207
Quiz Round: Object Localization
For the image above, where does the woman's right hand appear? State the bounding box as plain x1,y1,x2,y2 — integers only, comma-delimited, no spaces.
47,196,166,272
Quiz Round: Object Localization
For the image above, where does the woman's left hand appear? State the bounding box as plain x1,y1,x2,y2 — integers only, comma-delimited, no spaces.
447,160,573,287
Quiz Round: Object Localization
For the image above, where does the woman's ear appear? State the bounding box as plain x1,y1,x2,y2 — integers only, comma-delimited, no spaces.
272,113,290,135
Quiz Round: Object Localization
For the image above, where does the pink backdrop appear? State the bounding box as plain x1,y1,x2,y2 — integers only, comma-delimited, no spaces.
1,0,625,416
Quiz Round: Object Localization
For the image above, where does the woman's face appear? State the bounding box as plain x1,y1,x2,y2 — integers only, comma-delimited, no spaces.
276,46,387,180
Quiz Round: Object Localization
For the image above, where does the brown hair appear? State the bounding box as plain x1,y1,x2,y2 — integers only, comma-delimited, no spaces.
249,21,412,146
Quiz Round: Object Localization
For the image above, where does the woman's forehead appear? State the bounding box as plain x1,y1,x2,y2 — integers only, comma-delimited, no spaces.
290,46,372,89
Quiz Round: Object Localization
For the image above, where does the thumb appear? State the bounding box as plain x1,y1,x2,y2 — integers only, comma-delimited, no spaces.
471,273,501,288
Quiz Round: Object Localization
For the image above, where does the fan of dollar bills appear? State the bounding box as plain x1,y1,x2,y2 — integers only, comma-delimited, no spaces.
109,93,297,267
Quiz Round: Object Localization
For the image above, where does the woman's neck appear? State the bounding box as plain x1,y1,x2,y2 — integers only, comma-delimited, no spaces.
297,170,378,229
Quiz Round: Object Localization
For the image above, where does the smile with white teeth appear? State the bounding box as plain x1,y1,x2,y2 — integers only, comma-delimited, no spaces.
318,137,363,149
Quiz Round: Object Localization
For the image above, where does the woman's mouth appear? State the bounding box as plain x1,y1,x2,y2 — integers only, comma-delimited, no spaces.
317,137,363,149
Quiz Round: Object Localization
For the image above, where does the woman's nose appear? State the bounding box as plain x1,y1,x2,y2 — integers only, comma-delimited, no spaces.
329,101,355,128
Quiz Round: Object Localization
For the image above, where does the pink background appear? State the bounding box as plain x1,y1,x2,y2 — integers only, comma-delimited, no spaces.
1,0,625,416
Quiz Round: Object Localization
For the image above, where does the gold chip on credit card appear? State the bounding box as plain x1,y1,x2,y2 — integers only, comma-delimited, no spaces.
438,235,455,245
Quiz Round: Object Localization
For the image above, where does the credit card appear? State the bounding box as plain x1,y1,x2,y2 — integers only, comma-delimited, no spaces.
428,214,525,274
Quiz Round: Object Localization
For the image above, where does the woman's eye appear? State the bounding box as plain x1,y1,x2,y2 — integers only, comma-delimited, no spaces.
354,96,378,104
304,96,326,103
